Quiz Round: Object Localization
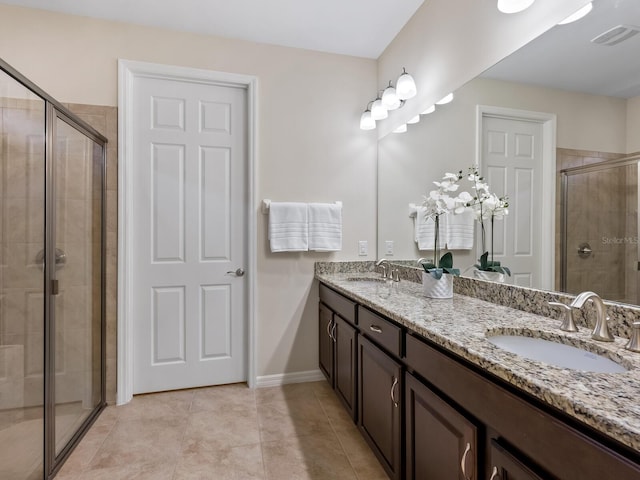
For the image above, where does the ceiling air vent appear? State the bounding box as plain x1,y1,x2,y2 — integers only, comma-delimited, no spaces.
591,24,640,46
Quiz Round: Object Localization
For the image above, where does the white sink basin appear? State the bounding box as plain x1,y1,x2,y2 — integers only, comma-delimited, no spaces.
487,335,629,373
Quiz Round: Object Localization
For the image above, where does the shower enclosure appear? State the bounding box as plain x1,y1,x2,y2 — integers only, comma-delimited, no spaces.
560,155,639,304
0,60,106,479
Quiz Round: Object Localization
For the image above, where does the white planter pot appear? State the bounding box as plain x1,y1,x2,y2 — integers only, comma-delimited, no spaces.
422,272,454,299
473,270,505,283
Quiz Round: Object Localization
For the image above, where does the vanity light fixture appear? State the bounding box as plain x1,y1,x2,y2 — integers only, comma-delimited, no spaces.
359,102,376,130
396,68,417,100
497,0,535,14
407,115,420,124
381,81,402,110
422,104,436,115
393,124,408,133
371,93,388,120
435,93,454,105
558,2,593,25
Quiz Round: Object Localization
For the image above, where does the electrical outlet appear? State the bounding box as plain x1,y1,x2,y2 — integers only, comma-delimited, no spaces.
385,240,394,256
358,240,368,256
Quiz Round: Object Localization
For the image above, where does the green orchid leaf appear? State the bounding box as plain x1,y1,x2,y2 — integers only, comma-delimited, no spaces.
439,252,454,269
443,267,460,276
421,261,437,272
502,266,511,276
479,251,489,270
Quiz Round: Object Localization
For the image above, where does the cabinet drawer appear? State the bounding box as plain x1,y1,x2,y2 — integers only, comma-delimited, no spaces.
320,283,357,324
359,306,402,357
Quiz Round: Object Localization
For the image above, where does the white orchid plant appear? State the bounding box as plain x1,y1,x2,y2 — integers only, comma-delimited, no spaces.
420,171,469,279
465,166,511,276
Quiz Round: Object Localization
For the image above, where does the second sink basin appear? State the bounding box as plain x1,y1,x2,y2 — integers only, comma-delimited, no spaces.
487,334,629,373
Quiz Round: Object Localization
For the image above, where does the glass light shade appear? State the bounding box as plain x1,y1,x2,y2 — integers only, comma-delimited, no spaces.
382,86,401,110
393,124,407,133
422,105,436,115
396,70,417,100
558,2,592,25
497,0,535,14
359,110,376,130
435,93,454,105
407,115,420,124
371,98,388,120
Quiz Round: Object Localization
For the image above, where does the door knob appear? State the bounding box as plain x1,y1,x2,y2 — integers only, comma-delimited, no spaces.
226,268,245,277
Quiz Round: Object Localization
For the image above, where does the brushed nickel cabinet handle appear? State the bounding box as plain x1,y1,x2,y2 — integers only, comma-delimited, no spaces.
330,323,336,342
489,466,499,480
326,319,332,339
461,442,472,480
369,325,383,334
390,377,399,407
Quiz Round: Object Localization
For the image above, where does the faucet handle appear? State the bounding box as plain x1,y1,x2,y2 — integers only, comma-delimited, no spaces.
549,301,579,332
625,322,640,353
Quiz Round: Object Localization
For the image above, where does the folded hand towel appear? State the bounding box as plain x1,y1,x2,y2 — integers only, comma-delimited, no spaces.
446,209,475,250
308,203,342,251
268,202,308,252
415,206,447,251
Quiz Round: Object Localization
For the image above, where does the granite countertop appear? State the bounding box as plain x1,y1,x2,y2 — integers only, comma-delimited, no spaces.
315,271,640,453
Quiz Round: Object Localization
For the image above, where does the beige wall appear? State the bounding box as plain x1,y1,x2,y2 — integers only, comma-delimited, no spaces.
0,4,378,385
627,96,640,154
376,0,592,137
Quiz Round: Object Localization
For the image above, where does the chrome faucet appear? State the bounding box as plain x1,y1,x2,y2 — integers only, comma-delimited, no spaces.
569,291,614,342
376,259,390,278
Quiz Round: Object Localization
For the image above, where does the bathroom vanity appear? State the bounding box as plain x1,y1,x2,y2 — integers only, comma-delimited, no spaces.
316,266,640,480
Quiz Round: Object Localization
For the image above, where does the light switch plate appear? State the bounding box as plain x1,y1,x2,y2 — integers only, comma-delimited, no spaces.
358,240,368,256
385,240,394,255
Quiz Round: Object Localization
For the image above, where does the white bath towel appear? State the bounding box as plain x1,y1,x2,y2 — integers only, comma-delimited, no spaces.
446,209,475,250
415,206,447,251
308,203,342,251
268,202,308,252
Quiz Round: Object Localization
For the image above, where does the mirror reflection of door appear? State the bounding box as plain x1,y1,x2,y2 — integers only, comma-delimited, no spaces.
481,114,543,287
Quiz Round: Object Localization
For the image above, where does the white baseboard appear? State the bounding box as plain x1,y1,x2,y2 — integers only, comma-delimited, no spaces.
255,369,325,388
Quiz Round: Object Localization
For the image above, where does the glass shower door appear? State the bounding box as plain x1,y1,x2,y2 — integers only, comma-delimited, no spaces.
0,69,46,479
562,161,638,304
52,113,103,457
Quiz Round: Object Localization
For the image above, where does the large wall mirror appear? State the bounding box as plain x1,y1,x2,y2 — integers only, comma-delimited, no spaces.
377,0,640,306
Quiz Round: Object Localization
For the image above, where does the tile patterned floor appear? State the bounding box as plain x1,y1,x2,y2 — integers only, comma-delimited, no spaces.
55,381,389,480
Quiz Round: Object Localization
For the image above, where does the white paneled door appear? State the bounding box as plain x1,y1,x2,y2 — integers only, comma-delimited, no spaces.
481,115,543,288
132,75,247,394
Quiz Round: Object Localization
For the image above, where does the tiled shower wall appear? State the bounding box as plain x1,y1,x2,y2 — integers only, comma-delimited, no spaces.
555,148,638,304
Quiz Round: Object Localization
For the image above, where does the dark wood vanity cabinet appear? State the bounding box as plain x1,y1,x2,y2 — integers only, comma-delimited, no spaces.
358,335,403,480
405,371,478,480
319,284,358,419
317,282,640,480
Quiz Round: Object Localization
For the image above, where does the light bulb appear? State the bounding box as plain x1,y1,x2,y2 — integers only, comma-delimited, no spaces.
359,110,376,130
393,124,407,133
407,115,420,124
558,2,592,25
497,0,535,14
371,98,388,120
436,93,454,105
396,68,417,100
422,105,436,114
382,85,401,110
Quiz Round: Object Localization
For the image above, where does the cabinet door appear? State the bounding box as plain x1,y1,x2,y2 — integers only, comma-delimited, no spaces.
358,336,402,480
319,303,334,385
488,439,549,480
334,315,357,419
405,372,478,480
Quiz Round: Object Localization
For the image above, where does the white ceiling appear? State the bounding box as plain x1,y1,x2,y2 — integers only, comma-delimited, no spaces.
0,0,424,59
483,0,640,98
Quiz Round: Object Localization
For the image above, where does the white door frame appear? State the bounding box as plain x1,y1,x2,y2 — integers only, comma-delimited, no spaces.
117,59,258,405
476,105,557,290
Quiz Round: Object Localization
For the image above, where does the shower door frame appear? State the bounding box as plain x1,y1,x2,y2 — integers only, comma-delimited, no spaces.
560,154,640,294
0,58,108,479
